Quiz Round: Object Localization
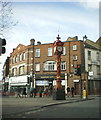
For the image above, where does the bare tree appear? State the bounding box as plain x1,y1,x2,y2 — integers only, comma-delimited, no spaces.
0,0,17,37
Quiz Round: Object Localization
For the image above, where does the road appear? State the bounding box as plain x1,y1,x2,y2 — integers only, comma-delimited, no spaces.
2,97,100,118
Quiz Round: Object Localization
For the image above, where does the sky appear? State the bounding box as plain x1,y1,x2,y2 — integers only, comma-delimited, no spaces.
0,0,100,79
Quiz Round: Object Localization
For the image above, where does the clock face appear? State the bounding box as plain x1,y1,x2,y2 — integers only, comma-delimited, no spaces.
57,46,62,52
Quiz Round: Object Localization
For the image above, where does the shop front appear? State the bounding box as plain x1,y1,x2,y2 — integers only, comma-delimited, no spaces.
35,74,65,91
9,75,30,95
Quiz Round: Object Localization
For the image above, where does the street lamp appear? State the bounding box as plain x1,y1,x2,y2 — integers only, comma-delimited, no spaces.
30,69,33,88
53,34,65,100
30,69,36,89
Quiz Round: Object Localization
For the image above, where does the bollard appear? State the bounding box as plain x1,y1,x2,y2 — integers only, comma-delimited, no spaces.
83,89,87,99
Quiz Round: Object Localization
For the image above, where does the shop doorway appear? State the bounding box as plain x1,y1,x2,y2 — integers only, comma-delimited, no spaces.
74,82,79,95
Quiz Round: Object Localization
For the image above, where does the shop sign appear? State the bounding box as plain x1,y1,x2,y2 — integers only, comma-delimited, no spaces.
53,80,65,86
73,79,79,82
36,80,49,86
9,75,28,84
10,83,28,86
36,74,65,80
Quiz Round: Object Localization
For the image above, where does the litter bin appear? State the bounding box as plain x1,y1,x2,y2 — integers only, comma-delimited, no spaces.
83,89,87,99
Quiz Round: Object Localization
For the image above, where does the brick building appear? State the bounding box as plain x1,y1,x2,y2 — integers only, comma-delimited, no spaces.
7,35,86,95
2,57,9,94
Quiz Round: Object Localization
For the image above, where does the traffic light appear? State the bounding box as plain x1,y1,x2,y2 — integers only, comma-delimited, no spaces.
74,67,78,75
77,64,81,76
74,64,81,76
0,38,6,54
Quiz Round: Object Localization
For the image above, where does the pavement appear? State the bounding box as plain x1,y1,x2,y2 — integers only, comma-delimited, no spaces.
1,95,99,118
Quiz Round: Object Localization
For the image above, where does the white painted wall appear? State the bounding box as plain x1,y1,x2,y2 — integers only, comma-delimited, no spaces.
85,48,101,79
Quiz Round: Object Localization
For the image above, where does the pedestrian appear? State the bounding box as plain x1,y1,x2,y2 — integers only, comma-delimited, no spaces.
30,87,34,97
67,86,70,97
71,86,75,97
39,87,42,97
16,87,21,98
22,87,27,98
33,88,37,98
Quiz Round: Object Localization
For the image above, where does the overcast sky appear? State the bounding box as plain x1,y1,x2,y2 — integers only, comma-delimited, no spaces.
0,0,100,79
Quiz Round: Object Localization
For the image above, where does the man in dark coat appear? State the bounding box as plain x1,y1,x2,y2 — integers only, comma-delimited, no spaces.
71,86,75,97
67,86,70,97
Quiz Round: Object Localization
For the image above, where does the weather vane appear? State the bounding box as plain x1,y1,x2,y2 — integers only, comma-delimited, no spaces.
58,26,60,35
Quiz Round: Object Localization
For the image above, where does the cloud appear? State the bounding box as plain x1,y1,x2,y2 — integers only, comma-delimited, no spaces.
79,1,99,9
0,1,99,77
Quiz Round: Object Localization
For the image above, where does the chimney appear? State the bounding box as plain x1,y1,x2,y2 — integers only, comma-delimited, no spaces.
13,48,15,52
30,39,35,45
37,41,41,45
67,36,78,41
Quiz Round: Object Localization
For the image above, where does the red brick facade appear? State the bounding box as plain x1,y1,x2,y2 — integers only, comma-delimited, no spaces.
8,38,86,95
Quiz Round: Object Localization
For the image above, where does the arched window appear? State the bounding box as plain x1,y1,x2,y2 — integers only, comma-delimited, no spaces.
15,55,18,63
12,56,15,64
22,52,26,60
19,54,22,61
12,68,17,76
19,66,25,75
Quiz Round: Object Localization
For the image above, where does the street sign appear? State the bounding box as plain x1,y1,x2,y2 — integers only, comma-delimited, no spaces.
89,72,93,76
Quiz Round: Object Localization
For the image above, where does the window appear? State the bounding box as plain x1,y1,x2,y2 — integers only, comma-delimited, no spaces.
44,61,56,71
17,55,19,62
12,68,17,76
61,61,66,70
12,56,15,64
36,63,40,71
48,48,52,56
15,56,18,63
73,45,77,50
19,66,25,75
88,51,91,60
22,52,26,60
96,52,100,61
62,47,66,55
73,55,77,60
19,54,22,61
88,64,92,72
35,49,40,57
97,65,100,75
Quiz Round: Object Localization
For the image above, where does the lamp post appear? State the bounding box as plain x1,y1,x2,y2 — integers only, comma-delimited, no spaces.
30,69,33,88
53,34,65,100
83,35,88,99
30,39,35,88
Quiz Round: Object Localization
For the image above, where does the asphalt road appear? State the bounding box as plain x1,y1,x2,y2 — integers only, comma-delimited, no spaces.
21,97,100,118
2,97,100,118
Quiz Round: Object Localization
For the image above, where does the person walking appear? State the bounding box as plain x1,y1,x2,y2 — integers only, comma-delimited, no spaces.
39,87,42,97
71,86,75,97
33,88,37,98
67,86,70,97
16,87,21,98
22,87,27,98
30,87,34,97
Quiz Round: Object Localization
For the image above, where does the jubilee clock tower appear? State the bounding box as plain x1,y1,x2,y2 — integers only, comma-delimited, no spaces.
53,35,65,100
